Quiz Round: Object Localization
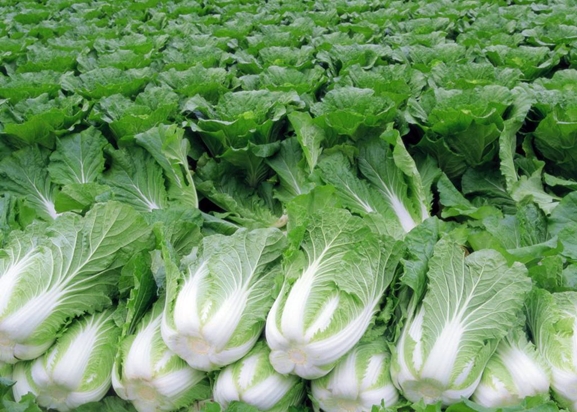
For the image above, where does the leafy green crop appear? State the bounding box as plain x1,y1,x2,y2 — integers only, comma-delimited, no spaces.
2,0,577,411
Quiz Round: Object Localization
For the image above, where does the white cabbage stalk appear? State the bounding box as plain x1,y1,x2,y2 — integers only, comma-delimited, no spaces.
391,240,531,406
112,302,210,412
527,289,577,411
213,341,306,411
472,328,550,407
0,202,150,364
311,339,399,411
162,228,286,371
266,208,400,379
12,309,120,411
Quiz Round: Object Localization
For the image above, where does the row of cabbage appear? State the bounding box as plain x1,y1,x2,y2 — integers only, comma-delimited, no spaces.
2,183,574,412
2,0,577,411
3,129,577,412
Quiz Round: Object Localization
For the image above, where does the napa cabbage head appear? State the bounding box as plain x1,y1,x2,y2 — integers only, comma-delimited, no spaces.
0,202,151,364
161,227,286,371
12,309,120,411
112,301,211,412
472,328,550,407
266,207,403,379
213,341,306,412
391,239,531,405
527,289,577,411
310,338,399,411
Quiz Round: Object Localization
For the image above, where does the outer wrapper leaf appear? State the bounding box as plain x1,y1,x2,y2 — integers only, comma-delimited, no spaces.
318,135,435,239
317,152,400,235
265,137,315,204
48,127,108,185
101,146,168,213
135,124,198,209
0,146,58,221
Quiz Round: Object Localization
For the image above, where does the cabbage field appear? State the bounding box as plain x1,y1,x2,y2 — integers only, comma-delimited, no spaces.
2,0,577,410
